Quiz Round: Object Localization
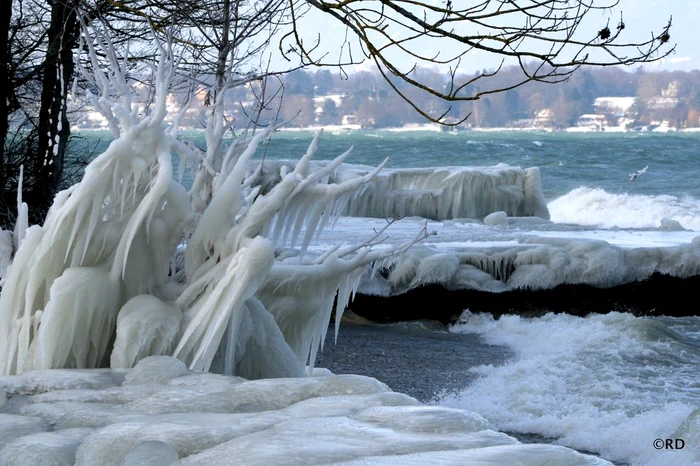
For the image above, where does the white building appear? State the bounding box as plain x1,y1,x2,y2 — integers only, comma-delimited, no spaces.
577,114,606,128
534,109,555,127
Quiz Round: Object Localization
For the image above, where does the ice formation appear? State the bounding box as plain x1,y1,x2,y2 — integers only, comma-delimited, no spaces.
659,217,686,231
365,236,700,295
0,166,29,285
256,161,550,221
0,357,612,466
483,211,508,226
0,25,425,377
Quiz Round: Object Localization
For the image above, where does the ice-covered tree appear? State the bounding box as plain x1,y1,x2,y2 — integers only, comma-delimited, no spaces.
0,23,429,377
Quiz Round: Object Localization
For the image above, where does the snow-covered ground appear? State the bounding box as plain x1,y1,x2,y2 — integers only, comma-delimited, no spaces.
0,356,611,466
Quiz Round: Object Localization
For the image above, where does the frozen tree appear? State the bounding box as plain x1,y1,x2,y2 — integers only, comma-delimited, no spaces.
0,23,430,377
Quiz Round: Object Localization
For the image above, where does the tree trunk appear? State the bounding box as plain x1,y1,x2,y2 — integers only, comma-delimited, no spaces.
0,0,13,188
33,0,78,213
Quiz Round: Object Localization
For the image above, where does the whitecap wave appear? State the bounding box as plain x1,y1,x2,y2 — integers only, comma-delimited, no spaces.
548,187,700,230
441,312,700,466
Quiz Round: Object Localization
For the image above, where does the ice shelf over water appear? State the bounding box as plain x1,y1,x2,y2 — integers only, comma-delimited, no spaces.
307,216,700,295
255,161,550,221
0,356,611,466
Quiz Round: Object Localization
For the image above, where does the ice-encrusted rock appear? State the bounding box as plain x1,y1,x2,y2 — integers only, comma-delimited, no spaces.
327,444,613,466
309,367,334,377
126,373,391,416
0,369,127,396
351,405,491,434
483,211,508,226
659,217,686,231
177,416,519,465
0,414,49,449
0,428,92,466
124,356,190,386
123,441,179,466
367,237,700,295
22,401,128,430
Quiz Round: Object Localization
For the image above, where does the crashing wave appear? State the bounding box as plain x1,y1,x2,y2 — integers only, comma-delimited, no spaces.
549,187,700,230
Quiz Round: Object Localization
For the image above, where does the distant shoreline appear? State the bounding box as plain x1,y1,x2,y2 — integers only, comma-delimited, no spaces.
69,124,700,134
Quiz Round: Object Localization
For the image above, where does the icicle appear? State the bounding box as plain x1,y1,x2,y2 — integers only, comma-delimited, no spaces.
13,166,28,251
175,236,274,372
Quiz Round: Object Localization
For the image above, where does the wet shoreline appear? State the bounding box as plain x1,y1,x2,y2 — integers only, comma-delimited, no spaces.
316,320,511,403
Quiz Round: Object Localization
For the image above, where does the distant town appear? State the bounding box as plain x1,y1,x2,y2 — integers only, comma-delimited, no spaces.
70,65,700,133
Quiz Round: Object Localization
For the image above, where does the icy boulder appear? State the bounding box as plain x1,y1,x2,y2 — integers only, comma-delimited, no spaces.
0,414,49,449
483,211,508,226
0,428,92,466
659,217,686,231
256,161,550,221
123,441,179,466
124,356,190,385
351,405,491,434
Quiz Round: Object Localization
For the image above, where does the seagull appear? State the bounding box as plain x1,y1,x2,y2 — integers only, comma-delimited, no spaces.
629,165,648,181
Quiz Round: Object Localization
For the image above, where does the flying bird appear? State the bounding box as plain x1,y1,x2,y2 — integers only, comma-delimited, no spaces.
629,165,648,182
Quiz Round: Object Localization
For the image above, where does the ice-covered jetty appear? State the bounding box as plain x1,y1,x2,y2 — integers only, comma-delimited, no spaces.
256,161,550,221
367,237,700,295
304,216,700,318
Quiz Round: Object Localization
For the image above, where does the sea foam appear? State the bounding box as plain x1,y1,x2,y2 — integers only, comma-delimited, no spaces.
549,187,700,230
441,312,700,466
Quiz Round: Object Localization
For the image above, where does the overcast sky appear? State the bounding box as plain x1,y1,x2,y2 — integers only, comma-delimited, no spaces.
291,0,697,75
